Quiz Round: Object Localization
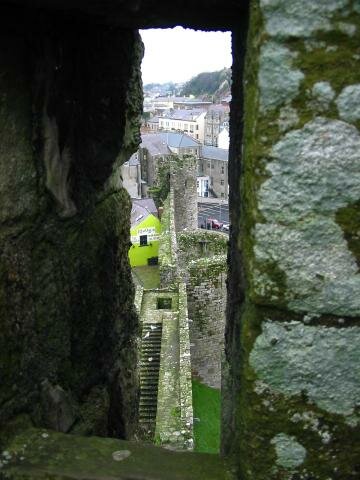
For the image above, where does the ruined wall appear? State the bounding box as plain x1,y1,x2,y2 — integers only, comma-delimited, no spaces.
177,230,228,266
0,7,143,441
224,1,360,479
187,257,227,389
158,192,179,287
171,156,198,232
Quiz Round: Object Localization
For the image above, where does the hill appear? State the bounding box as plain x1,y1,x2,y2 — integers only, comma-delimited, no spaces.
180,68,231,100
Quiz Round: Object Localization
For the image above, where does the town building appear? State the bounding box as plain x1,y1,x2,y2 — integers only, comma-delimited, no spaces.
204,105,230,146
128,198,161,267
217,126,230,149
134,133,229,201
158,109,206,143
121,153,142,198
198,145,229,200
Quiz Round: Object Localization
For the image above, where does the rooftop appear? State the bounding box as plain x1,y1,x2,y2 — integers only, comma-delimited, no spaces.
201,145,228,162
141,134,172,156
161,109,206,121
131,198,158,227
159,132,201,148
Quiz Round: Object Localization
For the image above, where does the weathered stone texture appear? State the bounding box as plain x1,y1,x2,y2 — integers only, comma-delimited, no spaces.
171,156,198,233
224,1,360,479
0,9,143,441
187,257,227,389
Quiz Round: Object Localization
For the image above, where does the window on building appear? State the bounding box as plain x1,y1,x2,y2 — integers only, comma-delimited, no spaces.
190,125,194,132
221,166,225,174
221,193,225,198
196,134,199,139
140,235,148,246
208,162,211,168
196,125,199,130
221,179,224,185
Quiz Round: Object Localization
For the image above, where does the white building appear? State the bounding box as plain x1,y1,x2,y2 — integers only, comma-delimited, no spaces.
218,126,230,149
197,176,210,198
158,109,206,143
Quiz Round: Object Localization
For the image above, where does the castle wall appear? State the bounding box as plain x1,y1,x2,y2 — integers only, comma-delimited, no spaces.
224,2,360,479
0,9,143,440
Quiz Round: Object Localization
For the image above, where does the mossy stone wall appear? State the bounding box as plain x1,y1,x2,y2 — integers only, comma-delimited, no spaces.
224,1,360,479
0,9,143,440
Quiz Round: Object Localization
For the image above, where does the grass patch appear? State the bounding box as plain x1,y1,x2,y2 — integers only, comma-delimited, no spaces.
192,379,221,454
132,266,160,289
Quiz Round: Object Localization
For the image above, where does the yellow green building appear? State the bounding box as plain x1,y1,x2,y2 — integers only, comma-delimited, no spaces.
129,198,161,267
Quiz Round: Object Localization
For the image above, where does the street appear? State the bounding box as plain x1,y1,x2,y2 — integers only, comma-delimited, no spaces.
198,202,229,229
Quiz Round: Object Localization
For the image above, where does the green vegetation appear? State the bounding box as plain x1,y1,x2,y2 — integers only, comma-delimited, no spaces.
181,68,231,100
132,266,160,289
192,379,221,454
2,428,232,480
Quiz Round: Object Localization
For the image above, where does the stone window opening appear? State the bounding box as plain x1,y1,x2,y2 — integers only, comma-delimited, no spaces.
157,297,172,310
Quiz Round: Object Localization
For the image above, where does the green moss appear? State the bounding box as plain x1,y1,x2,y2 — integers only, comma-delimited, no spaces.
249,259,288,308
2,428,233,480
233,302,360,480
335,199,360,267
192,380,221,454
132,265,160,289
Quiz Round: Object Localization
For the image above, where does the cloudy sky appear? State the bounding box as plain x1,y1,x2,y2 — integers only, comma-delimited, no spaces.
140,27,232,85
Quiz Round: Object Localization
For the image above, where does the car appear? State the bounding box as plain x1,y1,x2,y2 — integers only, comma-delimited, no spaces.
207,218,223,230
222,223,230,232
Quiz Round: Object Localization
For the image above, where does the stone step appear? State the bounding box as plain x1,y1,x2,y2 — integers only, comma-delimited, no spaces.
139,407,157,412
140,363,160,368
141,390,158,396
139,397,157,407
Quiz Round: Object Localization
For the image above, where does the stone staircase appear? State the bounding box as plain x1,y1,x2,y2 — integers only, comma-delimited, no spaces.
139,322,163,439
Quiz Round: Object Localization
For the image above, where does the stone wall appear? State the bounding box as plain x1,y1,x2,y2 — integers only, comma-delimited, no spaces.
0,7,143,441
187,256,227,389
177,230,228,266
158,191,179,287
178,282,194,448
170,156,198,232
224,1,360,479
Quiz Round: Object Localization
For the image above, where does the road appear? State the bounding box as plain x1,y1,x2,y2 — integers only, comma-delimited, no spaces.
198,202,229,229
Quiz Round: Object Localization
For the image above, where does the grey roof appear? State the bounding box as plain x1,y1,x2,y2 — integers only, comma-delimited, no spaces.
173,100,212,106
155,96,203,103
131,198,158,227
140,132,200,153
158,132,200,148
148,116,159,124
133,198,158,216
162,109,206,121
141,134,172,156
206,104,229,114
201,145,229,162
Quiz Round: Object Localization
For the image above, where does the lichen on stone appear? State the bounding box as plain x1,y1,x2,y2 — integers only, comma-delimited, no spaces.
250,320,360,423
260,0,349,38
311,81,336,111
254,117,360,316
336,84,360,122
337,21,357,36
259,41,304,111
270,433,306,469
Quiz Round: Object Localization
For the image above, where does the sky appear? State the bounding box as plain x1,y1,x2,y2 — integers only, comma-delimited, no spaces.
140,27,232,85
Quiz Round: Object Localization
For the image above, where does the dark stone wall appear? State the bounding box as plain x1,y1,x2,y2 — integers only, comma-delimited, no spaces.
0,7,143,440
